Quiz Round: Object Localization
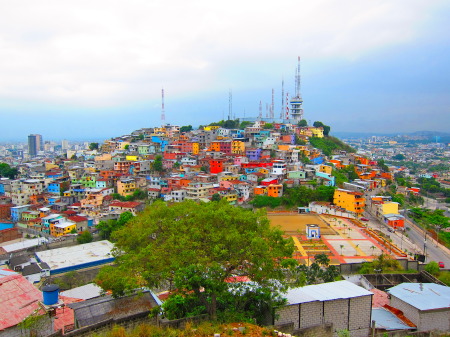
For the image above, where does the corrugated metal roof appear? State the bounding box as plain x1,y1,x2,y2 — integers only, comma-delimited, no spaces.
372,308,415,330
387,283,450,311
2,238,48,253
284,280,373,305
0,274,43,330
35,240,114,271
61,283,103,300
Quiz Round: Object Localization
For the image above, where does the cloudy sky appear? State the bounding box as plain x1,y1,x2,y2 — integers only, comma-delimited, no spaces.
1,0,449,141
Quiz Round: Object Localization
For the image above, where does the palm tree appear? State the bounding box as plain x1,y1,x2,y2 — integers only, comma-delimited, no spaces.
355,244,359,256
370,245,376,256
340,244,344,256
347,227,352,238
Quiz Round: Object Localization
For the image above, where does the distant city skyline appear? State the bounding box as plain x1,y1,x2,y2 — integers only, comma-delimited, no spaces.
1,1,449,141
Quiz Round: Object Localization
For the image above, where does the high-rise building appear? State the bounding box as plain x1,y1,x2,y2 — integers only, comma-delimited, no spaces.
62,139,69,150
28,134,43,157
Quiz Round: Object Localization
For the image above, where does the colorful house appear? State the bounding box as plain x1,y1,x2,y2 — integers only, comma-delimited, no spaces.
333,189,365,216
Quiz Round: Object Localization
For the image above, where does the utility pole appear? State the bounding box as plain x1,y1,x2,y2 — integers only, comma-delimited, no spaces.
161,88,165,126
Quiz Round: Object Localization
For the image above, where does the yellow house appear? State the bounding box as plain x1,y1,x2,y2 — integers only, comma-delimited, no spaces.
223,193,238,203
204,125,220,131
117,179,136,196
310,127,324,138
153,127,167,135
220,175,240,181
50,221,77,237
126,155,139,161
319,165,333,175
192,142,200,155
379,202,399,215
232,141,245,154
258,168,269,174
333,189,365,216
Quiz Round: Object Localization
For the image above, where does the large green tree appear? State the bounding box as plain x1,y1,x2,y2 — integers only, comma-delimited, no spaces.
96,200,295,319
0,162,18,179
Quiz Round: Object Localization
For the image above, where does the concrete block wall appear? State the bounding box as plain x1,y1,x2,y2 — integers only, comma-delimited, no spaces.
390,296,420,329
275,305,299,328
324,298,348,333
277,295,372,337
419,310,450,332
299,301,323,328
349,296,372,337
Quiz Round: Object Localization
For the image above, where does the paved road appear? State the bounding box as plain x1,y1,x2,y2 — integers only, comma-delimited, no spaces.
363,189,450,267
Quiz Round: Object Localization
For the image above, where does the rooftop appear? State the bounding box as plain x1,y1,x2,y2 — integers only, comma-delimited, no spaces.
0,274,43,330
283,280,372,305
35,240,114,271
387,283,450,311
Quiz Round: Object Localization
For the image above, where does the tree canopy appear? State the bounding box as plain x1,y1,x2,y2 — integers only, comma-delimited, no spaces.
0,162,18,179
96,200,295,320
89,143,99,150
180,125,193,133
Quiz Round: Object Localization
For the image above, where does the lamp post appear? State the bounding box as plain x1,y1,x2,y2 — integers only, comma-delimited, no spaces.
374,268,382,289
423,231,427,262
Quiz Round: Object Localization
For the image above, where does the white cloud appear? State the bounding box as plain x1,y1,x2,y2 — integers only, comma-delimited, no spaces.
0,0,445,107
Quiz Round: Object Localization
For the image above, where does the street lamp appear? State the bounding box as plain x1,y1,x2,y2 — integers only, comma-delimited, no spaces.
423,231,427,263
435,225,441,247
374,268,382,289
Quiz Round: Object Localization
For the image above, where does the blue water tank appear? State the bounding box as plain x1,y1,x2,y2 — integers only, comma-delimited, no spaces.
42,284,59,305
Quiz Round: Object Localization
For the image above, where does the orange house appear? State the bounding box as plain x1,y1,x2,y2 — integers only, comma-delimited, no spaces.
267,184,283,197
254,186,267,195
209,159,224,174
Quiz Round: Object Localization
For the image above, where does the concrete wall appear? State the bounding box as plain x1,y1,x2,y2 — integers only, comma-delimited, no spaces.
391,294,450,332
276,296,372,337
419,309,450,333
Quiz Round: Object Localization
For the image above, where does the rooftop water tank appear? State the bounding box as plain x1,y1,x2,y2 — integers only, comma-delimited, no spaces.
42,284,59,305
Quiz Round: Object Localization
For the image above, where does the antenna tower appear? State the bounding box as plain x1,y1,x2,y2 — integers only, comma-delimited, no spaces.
289,56,304,121
228,89,232,120
259,100,262,119
280,78,284,119
161,88,165,125
295,56,301,97
285,93,290,120
271,88,275,119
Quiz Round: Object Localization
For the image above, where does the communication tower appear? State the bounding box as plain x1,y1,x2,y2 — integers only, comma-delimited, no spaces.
161,88,165,125
290,57,304,121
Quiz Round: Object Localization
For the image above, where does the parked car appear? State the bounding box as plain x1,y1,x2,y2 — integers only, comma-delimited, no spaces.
360,217,369,221
438,261,445,268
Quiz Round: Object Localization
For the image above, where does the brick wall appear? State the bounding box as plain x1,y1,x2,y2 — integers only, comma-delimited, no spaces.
349,296,372,337
300,301,323,328
391,296,420,329
419,309,450,332
276,295,372,337
275,305,299,327
324,298,348,333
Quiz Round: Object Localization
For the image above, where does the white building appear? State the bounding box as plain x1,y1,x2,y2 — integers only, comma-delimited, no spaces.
275,280,373,337
388,283,450,332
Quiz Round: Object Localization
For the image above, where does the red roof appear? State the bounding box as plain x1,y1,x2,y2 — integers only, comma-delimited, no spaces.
63,210,77,215
68,215,88,222
54,296,83,333
0,274,44,330
109,201,141,208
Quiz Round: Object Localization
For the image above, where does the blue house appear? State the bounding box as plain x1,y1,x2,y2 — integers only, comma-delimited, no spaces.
151,136,169,152
47,183,61,194
11,205,31,222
